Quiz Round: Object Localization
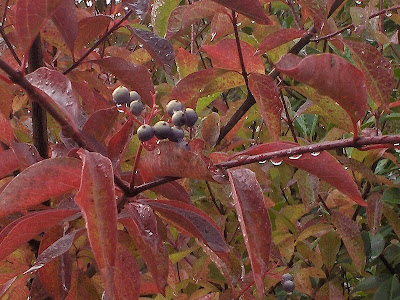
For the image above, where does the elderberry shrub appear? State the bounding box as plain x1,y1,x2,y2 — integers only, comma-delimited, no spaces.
184,108,198,127
112,86,130,104
137,124,154,141
130,100,144,116
153,121,171,140
166,100,184,116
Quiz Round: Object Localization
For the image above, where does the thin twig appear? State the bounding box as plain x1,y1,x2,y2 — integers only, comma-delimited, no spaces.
0,27,21,65
287,0,302,29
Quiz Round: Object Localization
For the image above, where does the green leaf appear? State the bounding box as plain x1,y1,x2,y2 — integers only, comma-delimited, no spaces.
151,0,181,37
374,275,400,300
382,188,400,204
319,230,341,271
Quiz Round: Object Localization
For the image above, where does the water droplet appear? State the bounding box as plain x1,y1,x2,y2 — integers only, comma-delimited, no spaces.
385,12,392,17
271,159,283,166
156,149,161,155
289,154,302,160
259,160,267,164
311,151,321,156
394,143,399,146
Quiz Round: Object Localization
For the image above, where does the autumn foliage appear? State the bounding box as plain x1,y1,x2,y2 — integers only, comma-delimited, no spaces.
0,0,400,299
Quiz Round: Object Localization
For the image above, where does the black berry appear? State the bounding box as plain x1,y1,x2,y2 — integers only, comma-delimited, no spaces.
129,91,141,102
172,111,186,127
137,124,154,141
112,86,130,104
283,280,295,293
184,108,198,127
166,100,184,116
281,273,294,282
153,121,171,140
130,100,144,116
169,126,184,142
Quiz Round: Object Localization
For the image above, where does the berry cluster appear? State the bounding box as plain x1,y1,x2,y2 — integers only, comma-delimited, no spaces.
281,273,295,294
112,86,144,117
136,100,198,142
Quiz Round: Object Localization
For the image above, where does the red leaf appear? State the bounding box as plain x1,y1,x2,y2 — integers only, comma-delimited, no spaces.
128,28,175,76
141,199,229,252
26,68,80,126
201,40,264,74
256,29,307,54
82,107,119,142
52,0,78,55
138,141,216,182
0,113,14,146
0,158,82,217
72,82,112,115
119,203,168,295
74,150,117,298
211,0,273,25
165,6,187,40
15,0,64,51
331,210,366,273
150,181,191,203
366,193,383,236
344,40,395,110
122,0,151,21
0,209,78,262
10,142,42,169
94,57,154,107
181,0,226,30
170,68,244,107
275,53,367,128
114,243,140,300
74,15,111,55
107,119,135,169
248,73,283,140
175,47,198,78
233,141,366,206
0,150,19,179
227,168,272,299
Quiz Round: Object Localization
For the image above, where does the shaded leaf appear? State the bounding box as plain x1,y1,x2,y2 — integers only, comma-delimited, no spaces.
74,150,117,298
211,0,273,25
150,181,191,203
366,193,383,236
345,40,395,110
275,53,367,128
151,0,181,37
52,0,78,55
0,150,19,179
10,142,42,169
119,203,168,295
315,280,345,300
181,0,226,30
170,68,245,108
94,57,154,106
202,112,220,149
175,47,198,79
82,107,119,142
0,209,78,262
114,243,140,300
331,210,365,273
0,113,14,146
26,68,79,126
15,0,64,51
107,119,135,169
128,28,175,76
65,269,100,300
141,199,229,252
248,73,282,140
72,82,112,115
294,169,319,211
228,168,272,299
256,29,307,54
382,204,400,239
74,15,111,55
233,141,366,206
0,158,82,217
165,6,188,39
138,141,216,181
201,39,264,74
122,0,151,21
374,275,400,300
319,230,341,271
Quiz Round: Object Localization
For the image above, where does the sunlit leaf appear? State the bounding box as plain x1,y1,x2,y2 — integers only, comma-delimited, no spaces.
94,57,154,106
151,0,181,37
119,203,168,295
0,209,78,262
0,158,82,217
275,53,367,129
233,141,366,206
331,210,365,273
201,39,264,74
228,168,272,299
141,199,229,252
248,73,282,140
181,0,226,30
74,150,117,298
175,47,198,79
256,29,306,54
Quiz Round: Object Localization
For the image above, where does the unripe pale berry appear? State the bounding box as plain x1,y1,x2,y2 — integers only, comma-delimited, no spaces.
129,91,141,102
166,100,184,116
281,273,294,282
112,86,130,104
153,121,171,140
130,100,144,116
137,124,154,141
283,280,295,293
169,126,184,142
172,111,186,127
184,108,198,127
